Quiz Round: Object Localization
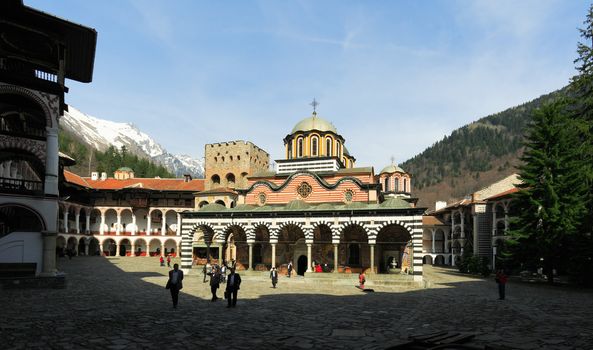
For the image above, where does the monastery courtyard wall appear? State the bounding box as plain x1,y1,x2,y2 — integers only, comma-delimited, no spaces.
2,256,591,349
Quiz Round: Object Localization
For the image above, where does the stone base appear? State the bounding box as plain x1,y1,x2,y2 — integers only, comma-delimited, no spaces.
0,275,66,289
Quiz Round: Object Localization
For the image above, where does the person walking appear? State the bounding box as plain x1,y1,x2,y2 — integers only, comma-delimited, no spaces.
358,271,366,289
270,267,278,288
166,255,171,268
495,269,508,300
166,263,184,309
225,268,242,308
210,265,221,301
159,256,165,267
287,261,293,278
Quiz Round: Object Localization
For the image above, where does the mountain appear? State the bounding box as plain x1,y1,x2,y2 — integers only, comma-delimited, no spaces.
60,106,204,178
402,87,567,209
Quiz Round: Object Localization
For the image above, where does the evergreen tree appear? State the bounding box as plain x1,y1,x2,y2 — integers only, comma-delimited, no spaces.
508,101,588,284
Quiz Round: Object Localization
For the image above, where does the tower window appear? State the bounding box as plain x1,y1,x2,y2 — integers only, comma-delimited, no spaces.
326,137,332,157
384,177,390,192
311,136,318,156
297,138,303,158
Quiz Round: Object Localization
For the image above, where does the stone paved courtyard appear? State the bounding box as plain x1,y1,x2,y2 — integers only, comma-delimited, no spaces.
1,257,592,349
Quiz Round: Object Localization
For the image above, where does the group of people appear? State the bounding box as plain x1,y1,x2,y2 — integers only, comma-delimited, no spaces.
159,255,172,267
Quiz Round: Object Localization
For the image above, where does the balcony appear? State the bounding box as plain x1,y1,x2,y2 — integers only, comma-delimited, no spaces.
0,122,46,140
0,177,43,195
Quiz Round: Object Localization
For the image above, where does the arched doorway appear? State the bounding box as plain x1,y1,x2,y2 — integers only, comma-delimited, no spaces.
340,224,368,273
134,238,147,256
277,224,306,269
120,239,131,256
102,239,116,256
434,255,445,265
253,224,271,268
88,238,100,256
225,225,247,269
78,237,86,255
297,255,308,276
423,255,433,265
313,224,333,271
0,204,45,238
376,224,411,273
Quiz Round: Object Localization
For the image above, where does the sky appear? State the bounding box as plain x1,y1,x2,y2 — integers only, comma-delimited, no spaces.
29,0,591,169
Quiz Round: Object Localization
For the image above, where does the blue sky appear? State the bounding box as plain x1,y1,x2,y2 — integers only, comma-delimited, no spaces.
29,0,590,169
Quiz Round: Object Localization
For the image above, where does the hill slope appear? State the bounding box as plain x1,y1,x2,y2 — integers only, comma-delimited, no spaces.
402,87,566,209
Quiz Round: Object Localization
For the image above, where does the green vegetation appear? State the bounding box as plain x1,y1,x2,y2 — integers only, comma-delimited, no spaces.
401,88,565,191
58,128,174,178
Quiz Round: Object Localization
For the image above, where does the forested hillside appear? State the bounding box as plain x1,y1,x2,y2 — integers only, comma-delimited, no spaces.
59,127,174,178
402,87,567,208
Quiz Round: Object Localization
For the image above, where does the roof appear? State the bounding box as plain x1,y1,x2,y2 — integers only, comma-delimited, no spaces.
422,216,447,226
380,164,406,174
59,152,76,166
486,187,520,201
196,198,412,213
196,187,237,196
291,112,338,134
116,167,134,172
429,198,473,214
63,170,204,191
2,0,97,83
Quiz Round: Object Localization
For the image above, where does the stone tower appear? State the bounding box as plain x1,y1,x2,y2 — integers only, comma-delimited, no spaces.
204,140,269,190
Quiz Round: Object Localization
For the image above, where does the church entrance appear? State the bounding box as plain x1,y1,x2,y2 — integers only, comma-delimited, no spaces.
297,255,307,275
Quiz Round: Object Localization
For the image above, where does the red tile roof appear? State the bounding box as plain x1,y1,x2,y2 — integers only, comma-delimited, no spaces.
63,170,204,191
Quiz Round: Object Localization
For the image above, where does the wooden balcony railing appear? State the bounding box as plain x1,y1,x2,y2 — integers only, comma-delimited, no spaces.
0,177,43,195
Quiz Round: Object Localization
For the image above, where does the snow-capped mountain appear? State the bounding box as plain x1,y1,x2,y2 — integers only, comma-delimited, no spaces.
61,106,204,178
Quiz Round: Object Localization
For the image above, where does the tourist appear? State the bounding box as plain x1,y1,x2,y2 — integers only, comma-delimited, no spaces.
220,264,227,283
495,269,508,300
210,265,220,301
315,264,322,273
358,271,366,289
159,256,165,267
166,255,171,268
202,264,208,283
225,267,242,308
287,261,293,278
270,266,278,288
166,263,184,309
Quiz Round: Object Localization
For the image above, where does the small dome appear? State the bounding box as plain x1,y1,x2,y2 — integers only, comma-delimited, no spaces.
291,113,337,134
380,164,405,174
117,167,134,172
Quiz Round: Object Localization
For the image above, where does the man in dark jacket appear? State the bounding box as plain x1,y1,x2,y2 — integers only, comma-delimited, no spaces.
226,268,242,308
166,264,184,309
270,267,278,288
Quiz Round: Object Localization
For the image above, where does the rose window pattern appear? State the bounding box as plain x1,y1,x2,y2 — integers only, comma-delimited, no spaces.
258,192,267,205
296,182,313,198
344,189,354,203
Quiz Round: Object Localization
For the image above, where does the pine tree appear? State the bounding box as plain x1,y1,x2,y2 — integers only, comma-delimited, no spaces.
508,101,588,284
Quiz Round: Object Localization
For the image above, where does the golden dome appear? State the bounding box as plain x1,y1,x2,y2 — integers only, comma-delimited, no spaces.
380,164,406,174
291,112,338,134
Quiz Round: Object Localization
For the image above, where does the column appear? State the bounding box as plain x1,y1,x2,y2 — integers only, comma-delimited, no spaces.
460,210,465,239
161,242,165,256
85,214,91,234
492,208,497,236
473,213,479,255
176,213,181,236
504,209,509,234
306,243,312,272
431,229,436,253
84,241,89,256
333,244,339,273
44,127,59,196
75,211,80,234
271,243,276,268
100,211,105,235
63,210,69,233
161,213,166,236
116,213,121,235
115,244,121,257
369,244,375,274
147,211,152,235
444,229,449,253
131,212,137,235
248,243,253,270
41,231,57,276
131,243,135,257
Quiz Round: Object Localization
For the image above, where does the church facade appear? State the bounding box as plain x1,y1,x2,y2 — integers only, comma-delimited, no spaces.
181,112,426,281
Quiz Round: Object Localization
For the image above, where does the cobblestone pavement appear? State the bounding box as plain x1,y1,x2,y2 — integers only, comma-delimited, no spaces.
2,257,592,349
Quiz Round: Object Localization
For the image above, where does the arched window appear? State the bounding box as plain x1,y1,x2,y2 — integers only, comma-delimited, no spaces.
403,178,408,192
326,137,332,157
287,142,293,159
394,177,399,192
226,173,235,185
336,140,341,159
297,137,303,158
211,174,220,185
384,177,390,192
311,136,318,157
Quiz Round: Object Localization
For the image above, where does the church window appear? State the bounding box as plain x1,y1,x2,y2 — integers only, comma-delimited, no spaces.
258,192,267,206
394,178,399,192
326,137,332,157
344,190,353,203
297,182,312,198
311,136,318,156
403,178,408,192
336,141,341,158
297,138,303,158
211,174,220,185
384,178,390,192
288,142,293,159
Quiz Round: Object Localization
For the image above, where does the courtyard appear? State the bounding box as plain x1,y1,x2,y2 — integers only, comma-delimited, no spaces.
1,257,592,350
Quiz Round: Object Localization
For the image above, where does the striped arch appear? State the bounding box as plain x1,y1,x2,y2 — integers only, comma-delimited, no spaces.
338,221,368,236
0,84,55,128
277,220,310,241
375,220,414,236
221,223,248,242
311,220,337,243
180,222,215,271
251,222,272,242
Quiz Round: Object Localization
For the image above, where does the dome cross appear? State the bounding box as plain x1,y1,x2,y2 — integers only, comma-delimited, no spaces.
310,98,319,114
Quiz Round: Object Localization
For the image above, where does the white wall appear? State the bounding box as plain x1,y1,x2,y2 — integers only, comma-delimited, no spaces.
0,232,43,275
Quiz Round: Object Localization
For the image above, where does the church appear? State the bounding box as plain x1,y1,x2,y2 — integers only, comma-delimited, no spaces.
180,109,426,281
